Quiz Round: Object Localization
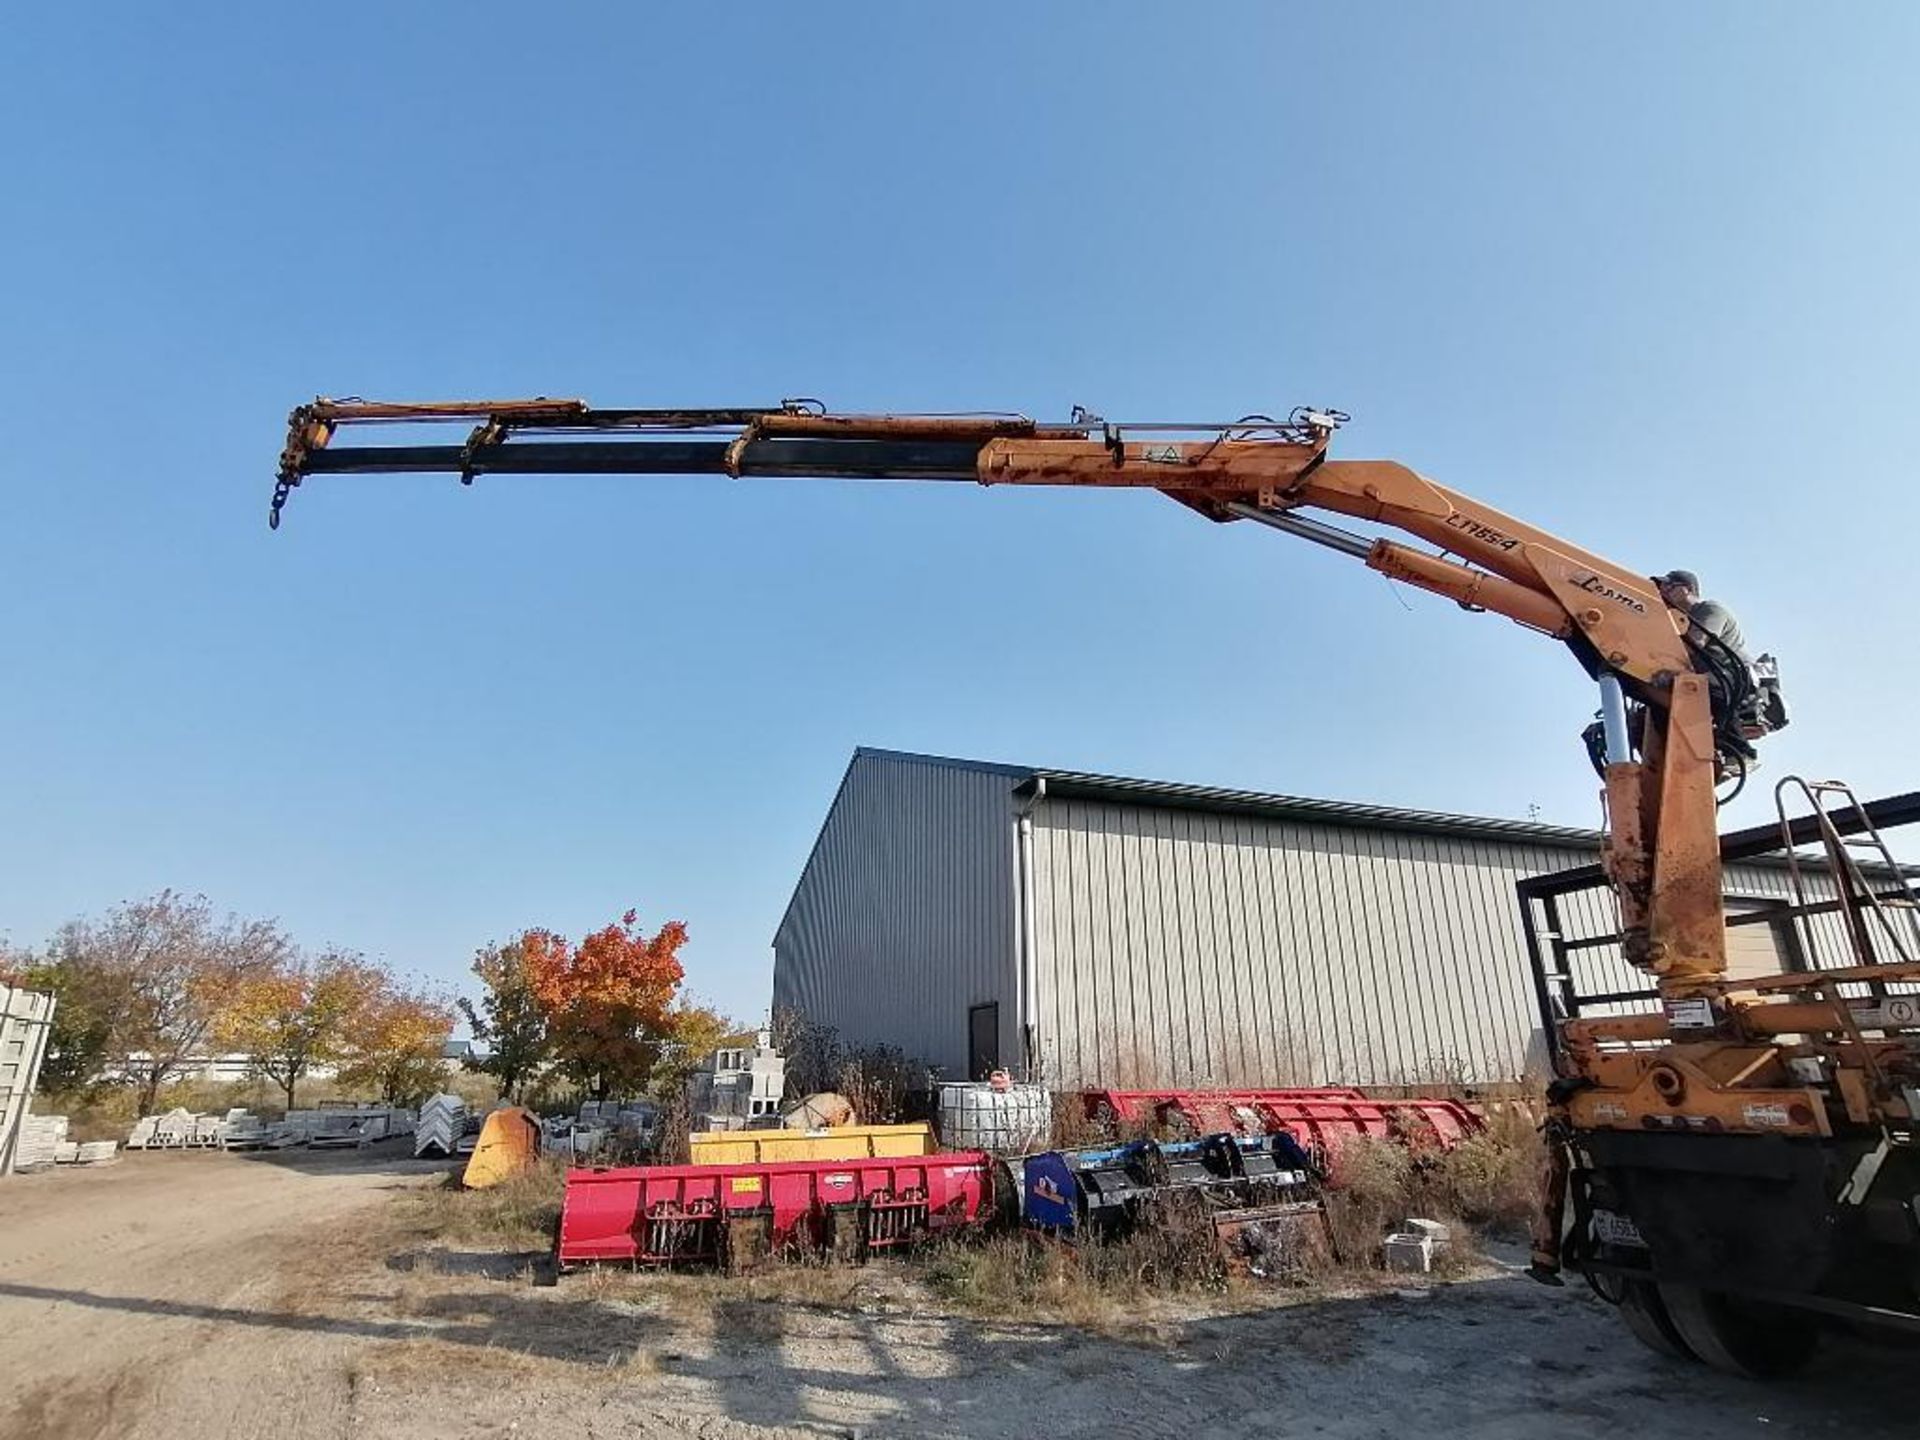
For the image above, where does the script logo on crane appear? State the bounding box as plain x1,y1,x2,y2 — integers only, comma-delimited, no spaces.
1572,572,1651,615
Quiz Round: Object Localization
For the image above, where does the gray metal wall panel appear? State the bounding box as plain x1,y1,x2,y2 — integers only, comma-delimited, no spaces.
778,753,1913,1092
772,754,1019,1078
1029,797,1603,1088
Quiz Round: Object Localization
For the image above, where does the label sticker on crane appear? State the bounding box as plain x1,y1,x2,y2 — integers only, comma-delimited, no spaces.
1742,1103,1792,1129
1665,997,1716,1029
1850,996,1920,1029
1141,444,1184,464
730,1176,763,1194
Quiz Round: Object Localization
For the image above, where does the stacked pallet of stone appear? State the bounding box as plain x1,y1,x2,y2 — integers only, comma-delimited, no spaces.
414,1094,466,1158
15,1114,67,1169
1,985,56,1177
309,1109,393,1149
148,1107,206,1149
74,1140,119,1164
219,1110,269,1150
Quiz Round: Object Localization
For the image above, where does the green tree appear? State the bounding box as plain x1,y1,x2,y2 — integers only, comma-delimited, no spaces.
2,945,120,1095
457,937,552,1102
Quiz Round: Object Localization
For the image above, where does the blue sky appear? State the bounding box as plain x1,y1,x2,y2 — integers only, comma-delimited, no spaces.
5,5,1916,1018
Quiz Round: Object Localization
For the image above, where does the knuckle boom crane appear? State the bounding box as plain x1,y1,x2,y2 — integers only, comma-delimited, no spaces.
273,396,1920,1371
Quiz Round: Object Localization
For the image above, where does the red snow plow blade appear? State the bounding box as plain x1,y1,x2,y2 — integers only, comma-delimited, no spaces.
1084,1089,1482,1159
556,1151,998,1271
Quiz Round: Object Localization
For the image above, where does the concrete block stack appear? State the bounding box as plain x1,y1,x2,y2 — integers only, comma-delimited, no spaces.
687,1031,786,1132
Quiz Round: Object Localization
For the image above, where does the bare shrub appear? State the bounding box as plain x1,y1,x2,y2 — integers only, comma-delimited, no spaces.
769,1007,841,1097
1048,1090,1103,1149
769,1007,932,1126
1323,1138,1415,1264
1320,1106,1539,1266
836,1043,927,1126
653,1087,692,1165
1424,1103,1541,1238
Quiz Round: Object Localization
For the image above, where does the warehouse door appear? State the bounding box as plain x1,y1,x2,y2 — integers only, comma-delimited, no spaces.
968,1003,999,1081
1723,898,1803,982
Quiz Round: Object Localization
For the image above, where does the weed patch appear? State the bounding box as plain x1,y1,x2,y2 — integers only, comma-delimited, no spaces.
396,1158,566,1250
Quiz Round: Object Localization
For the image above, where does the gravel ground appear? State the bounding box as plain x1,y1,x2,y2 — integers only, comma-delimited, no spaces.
0,1147,1911,1439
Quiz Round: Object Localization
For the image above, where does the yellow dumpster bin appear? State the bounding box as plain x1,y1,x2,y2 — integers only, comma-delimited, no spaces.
687,1122,936,1166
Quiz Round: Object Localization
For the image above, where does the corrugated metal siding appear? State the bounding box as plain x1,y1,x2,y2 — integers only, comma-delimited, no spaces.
1027,796,1609,1088
773,753,1019,1077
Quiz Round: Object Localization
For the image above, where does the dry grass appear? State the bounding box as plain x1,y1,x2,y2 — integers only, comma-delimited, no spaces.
393,1158,567,1250
1425,1103,1542,1238
359,1099,1536,1350
1048,1091,1106,1149
922,1202,1231,1331
1321,1107,1540,1268
1324,1138,1418,1264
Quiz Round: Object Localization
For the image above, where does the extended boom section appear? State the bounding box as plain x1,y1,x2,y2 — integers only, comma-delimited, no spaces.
274,396,1727,986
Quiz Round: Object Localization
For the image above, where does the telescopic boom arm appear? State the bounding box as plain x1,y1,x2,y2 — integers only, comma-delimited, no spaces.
271,396,1744,985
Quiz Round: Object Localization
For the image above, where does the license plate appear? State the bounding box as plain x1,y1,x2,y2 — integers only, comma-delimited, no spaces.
1591,1208,1647,1249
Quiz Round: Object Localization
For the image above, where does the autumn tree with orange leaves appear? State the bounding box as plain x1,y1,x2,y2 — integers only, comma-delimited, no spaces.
522,910,688,1100
337,979,458,1106
219,950,386,1112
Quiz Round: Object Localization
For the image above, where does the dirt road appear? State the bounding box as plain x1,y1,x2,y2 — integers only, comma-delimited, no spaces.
0,1147,437,1440
1,1148,1910,1439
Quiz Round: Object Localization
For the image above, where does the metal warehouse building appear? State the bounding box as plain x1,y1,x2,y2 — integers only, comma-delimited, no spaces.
773,748,1853,1089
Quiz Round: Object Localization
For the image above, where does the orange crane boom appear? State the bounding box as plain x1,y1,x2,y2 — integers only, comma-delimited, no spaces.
275,397,1743,986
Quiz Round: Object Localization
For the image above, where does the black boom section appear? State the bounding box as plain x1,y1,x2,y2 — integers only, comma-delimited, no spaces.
299,438,987,481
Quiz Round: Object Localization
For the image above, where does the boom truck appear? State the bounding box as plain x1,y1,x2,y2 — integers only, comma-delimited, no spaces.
273,397,1920,1373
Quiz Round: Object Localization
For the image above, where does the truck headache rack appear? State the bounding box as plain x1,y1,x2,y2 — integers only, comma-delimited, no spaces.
1520,786,1920,1050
